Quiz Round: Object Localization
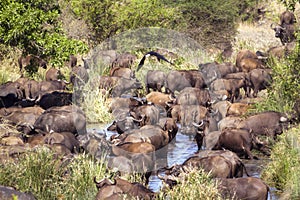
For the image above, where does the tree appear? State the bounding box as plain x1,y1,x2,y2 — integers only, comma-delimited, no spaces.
0,0,88,66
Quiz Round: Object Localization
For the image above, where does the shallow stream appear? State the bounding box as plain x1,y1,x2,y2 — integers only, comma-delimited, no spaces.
87,123,280,199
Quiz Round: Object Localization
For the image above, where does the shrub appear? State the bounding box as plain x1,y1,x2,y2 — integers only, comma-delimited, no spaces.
0,0,88,67
261,125,300,199
0,148,111,200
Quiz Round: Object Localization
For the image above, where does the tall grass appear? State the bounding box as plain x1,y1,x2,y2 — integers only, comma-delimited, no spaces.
158,169,222,200
0,148,111,200
261,125,300,199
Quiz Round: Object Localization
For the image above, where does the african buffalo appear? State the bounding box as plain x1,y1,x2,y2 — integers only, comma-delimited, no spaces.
213,128,268,159
109,97,144,112
38,91,72,109
145,70,167,93
45,67,61,81
165,70,206,94
1,106,44,134
70,65,89,89
237,111,289,138
24,80,68,102
280,10,296,25
110,67,135,79
94,177,155,200
176,87,211,107
44,131,80,153
210,78,245,102
0,81,24,108
33,105,87,135
111,52,137,68
217,177,269,200
235,50,258,71
99,76,143,97
271,23,296,45
218,116,243,131
146,91,175,109
195,150,249,178
248,68,272,97
112,125,169,150
179,105,209,135
226,102,250,116
18,54,47,72
130,104,160,127
0,185,36,200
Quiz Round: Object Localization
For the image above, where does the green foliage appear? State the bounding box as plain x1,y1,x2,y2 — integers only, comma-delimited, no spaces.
254,37,300,114
69,0,180,45
261,125,300,199
0,0,88,66
158,168,221,200
0,148,111,200
278,0,299,11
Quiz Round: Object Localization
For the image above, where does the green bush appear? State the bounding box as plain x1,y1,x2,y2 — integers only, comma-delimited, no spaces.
0,148,111,200
261,125,300,199
0,0,88,66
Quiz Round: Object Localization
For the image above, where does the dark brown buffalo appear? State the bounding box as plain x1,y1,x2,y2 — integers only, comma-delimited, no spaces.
195,150,249,178
239,57,263,72
218,116,243,131
94,177,155,200
69,55,77,68
0,81,24,108
45,67,61,81
176,87,211,107
145,70,167,93
1,106,44,134
99,76,143,97
107,115,140,134
70,65,89,89
210,78,245,102
160,154,239,188
271,23,296,45
18,54,47,72
109,97,144,112
33,105,87,135
24,80,67,102
167,104,181,122
248,68,272,97
111,52,137,68
213,128,267,159
179,105,209,135
110,67,135,79
38,91,72,110
280,10,296,25
130,104,160,127
199,62,238,85
165,70,206,94
157,117,178,141
113,125,169,150
44,131,80,153
235,50,258,71
237,111,288,138
217,177,269,200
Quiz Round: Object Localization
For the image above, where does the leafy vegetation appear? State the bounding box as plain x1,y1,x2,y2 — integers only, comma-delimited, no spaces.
261,125,300,199
0,0,88,66
0,148,111,200
158,168,221,200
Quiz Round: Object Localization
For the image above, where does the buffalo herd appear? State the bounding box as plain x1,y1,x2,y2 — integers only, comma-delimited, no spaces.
0,10,298,200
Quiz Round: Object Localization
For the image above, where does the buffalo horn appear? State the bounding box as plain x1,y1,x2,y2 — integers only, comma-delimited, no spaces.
280,116,288,122
192,120,204,128
131,116,144,122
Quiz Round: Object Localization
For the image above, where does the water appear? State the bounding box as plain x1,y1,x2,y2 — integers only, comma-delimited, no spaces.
87,123,280,199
